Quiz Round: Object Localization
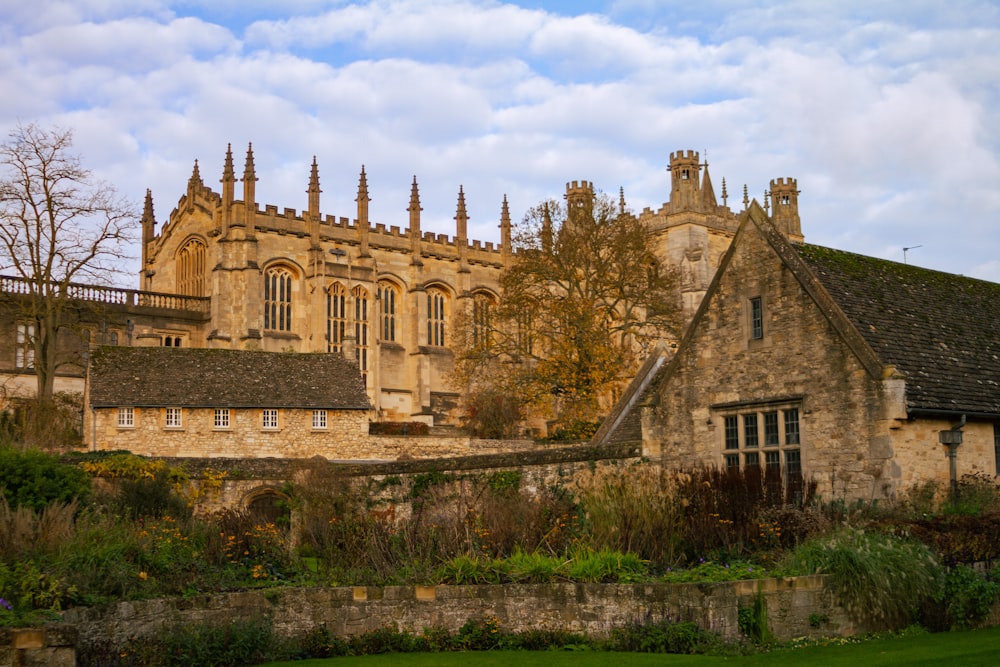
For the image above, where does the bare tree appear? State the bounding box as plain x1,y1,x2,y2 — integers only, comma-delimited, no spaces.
0,123,136,403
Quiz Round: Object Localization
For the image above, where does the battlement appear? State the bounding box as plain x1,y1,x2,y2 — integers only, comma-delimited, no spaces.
770,177,798,190
669,150,700,164
565,180,594,193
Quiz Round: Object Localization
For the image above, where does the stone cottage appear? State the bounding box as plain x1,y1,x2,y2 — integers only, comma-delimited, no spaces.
84,346,371,458
593,203,1000,501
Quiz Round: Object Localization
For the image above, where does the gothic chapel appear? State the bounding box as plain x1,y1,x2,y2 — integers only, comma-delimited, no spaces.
134,144,801,427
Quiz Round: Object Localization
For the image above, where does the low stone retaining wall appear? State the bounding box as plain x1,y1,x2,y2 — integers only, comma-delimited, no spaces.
52,575,857,658
0,626,76,667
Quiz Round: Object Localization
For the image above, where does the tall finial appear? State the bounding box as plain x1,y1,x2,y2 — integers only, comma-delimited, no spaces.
222,144,235,184
306,156,321,248
142,189,155,248
500,194,512,268
357,165,371,257
242,143,257,183
455,185,468,240
220,144,236,234
721,177,728,207
307,156,321,212
742,184,749,209
763,188,770,214
409,176,422,260
619,186,627,215
187,159,203,192
241,143,257,233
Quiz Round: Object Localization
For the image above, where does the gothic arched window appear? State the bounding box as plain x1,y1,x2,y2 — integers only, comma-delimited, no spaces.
177,238,207,297
327,282,346,353
378,281,399,342
472,292,495,350
264,266,294,332
427,288,448,347
354,286,369,379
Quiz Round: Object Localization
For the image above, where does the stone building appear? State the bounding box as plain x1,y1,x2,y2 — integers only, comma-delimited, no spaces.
84,346,370,457
121,146,754,426
0,145,790,432
594,203,1000,501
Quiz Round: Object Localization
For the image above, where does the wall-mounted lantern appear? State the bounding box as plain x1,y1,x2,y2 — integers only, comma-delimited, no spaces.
939,418,966,507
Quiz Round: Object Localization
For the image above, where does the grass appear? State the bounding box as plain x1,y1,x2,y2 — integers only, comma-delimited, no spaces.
258,626,1000,667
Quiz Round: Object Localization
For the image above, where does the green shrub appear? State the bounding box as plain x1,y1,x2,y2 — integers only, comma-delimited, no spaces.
114,469,192,520
930,564,1000,629
782,526,941,629
608,617,720,654
561,547,646,583
0,447,90,510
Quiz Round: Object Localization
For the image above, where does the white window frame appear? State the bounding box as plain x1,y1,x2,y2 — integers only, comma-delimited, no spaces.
15,322,35,369
262,408,278,430
117,407,134,428
165,407,183,429
312,409,328,430
214,408,230,429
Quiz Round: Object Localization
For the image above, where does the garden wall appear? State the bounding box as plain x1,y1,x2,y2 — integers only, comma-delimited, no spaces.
52,576,858,657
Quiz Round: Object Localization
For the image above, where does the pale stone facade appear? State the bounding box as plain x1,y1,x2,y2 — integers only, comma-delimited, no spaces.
596,204,1000,501
125,146,754,426
90,406,370,459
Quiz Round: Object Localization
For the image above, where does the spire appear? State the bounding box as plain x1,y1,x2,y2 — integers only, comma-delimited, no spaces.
221,144,235,235
541,202,553,253
700,161,718,210
141,189,155,253
356,165,370,257
408,176,422,260
500,194,512,268
454,185,468,242
307,156,321,248
242,143,257,233
187,159,203,193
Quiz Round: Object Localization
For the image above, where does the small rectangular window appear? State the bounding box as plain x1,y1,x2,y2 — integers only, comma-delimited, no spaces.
262,409,278,430
743,413,759,448
117,407,134,428
745,452,760,468
15,322,35,369
165,407,182,429
765,450,780,471
724,453,740,470
312,409,328,430
750,297,763,340
214,408,230,429
763,412,779,446
724,415,739,450
784,408,800,445
784,449,802,477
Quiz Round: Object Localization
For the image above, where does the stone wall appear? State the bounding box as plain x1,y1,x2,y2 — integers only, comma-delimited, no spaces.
91,406,370,459
0,626,76,667
164,441,642,514
58,576,860,655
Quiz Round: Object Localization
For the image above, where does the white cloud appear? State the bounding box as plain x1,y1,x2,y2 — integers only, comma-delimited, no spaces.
0,0,997,282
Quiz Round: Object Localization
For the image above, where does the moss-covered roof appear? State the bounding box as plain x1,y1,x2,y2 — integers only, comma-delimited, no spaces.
795,244,1000,416
88,346,370,410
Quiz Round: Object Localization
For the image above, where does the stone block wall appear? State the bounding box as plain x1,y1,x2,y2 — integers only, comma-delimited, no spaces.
0,626,76,667
58,576,860,655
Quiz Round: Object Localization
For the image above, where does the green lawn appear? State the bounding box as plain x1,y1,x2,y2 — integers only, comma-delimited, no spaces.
259,627,1000,666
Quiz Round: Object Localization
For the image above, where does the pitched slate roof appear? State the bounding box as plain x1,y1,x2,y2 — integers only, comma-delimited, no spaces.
88,346,370,410
795,244,1000,417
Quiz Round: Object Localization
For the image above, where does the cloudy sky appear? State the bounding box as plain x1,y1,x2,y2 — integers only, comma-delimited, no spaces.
2,0,998,282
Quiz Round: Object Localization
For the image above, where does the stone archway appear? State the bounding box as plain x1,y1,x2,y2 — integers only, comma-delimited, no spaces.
243,487,291,527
